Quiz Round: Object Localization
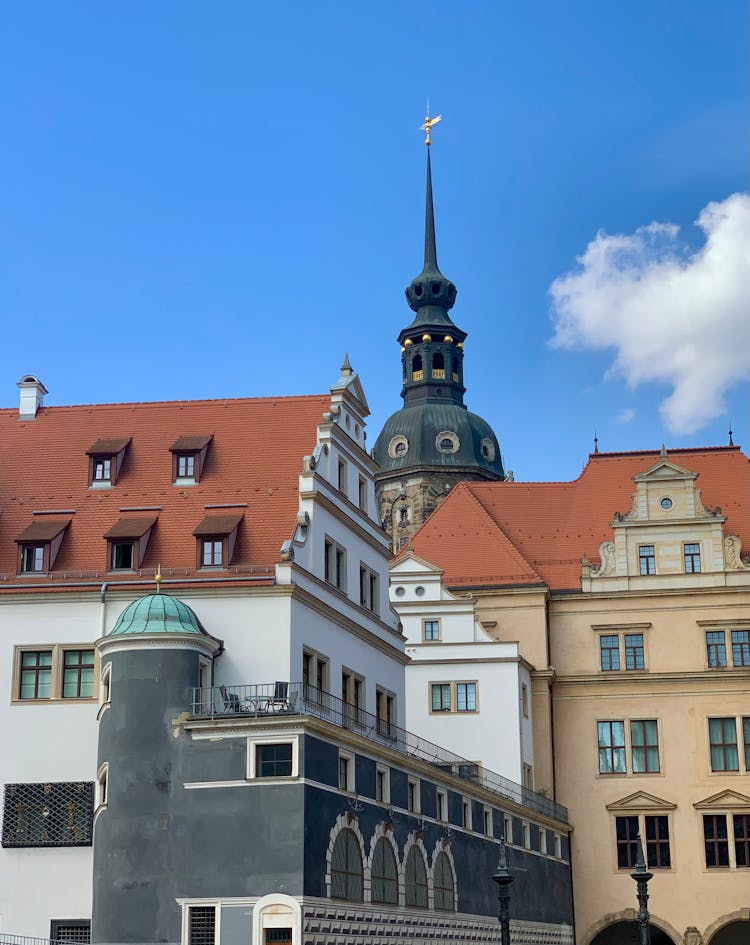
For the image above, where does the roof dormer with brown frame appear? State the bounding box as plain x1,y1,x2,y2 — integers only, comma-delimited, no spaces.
193,510,244,570
169,434,213,485
15,517,71,575
86,437,132,488
103,515,158,572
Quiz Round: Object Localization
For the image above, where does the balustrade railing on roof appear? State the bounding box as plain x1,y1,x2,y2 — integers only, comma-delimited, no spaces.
188,681,567,823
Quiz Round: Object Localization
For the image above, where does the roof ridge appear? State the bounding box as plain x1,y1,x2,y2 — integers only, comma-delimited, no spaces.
461,484,543,582
0,392,331,414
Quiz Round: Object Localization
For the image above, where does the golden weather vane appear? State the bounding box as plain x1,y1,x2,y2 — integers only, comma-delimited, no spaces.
419,105,442,146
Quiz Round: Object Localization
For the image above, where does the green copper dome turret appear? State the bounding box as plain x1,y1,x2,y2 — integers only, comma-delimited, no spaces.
109,593,206,636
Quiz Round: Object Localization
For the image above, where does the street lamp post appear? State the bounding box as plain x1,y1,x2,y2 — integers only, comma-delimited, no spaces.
492,835,513,945
630,834,653,945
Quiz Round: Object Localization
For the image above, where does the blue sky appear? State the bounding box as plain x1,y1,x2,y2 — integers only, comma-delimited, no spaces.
1,2,747,481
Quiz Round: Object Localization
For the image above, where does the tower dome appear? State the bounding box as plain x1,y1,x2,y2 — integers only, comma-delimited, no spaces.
109,592,206,636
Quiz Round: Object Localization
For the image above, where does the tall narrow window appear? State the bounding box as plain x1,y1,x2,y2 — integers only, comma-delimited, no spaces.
62,650,95,699
324,538,346,591
521,683,529,718
734,814,750,868
598,721,626,774
423,620,440,641
431,683,451,712
684,543,701,573
370,838,398,904
337,459,347,493
743,717,750,770
330,828,363,901
462,799,472,830
404,846,428,907
704,814,729,868
359,565,378,613
357,476,367,512
709,718,739,771
615,815,639,868
433,851,455,911
437,789,447,822
407,779,420,813
187,906,216,945
377,688,395,738
600,635,620,671
624,634,645,670
630,720,659,773
456,682,477,712
706,631,727,668
638,545,656,575
645,815,670,868
731,630,750,667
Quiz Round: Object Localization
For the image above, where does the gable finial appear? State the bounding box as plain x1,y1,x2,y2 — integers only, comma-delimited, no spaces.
341,353,352,375
728,423,734,447
593,429,599,454
660,443,668,459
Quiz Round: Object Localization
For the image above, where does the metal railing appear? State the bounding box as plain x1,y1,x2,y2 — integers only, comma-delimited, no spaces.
188,682,568,823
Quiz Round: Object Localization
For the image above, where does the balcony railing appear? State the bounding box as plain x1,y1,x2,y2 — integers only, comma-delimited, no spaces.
188,682,567,823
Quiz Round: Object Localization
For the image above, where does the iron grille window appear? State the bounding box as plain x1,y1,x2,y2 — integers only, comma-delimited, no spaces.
62,650,95,698
704,814,729,867
456,682,477,712
431,683,451,712
615,815,639,868
734,814,750,868
256,743,293,778
598,721,626,773
50,921,91,943
330,828,363,901
424,620,440,641
631,720,660,773
19,649,53,699
265,931,292,944
638,545,656,575
624,634,645,670
684,542,701,573
709,718,739,771
404,845,428,907
187,906,216,945
433,851,455,911
2,782,94,847
732,630,750,667
706,631,727,667
371,837,398,904
645,815,670,868
600,635,620,671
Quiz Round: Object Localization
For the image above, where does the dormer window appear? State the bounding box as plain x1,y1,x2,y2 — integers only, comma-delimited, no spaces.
193,511,243,570
103,516,157,572
21,545,45,573
16,518,71,575
170,435,212,485
86,437,131,488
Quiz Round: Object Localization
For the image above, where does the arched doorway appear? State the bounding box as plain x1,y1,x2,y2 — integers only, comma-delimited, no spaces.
589,922,676,945
708,920,750,945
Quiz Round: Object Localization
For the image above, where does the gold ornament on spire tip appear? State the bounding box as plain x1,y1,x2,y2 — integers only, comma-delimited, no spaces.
419,111,442,146
155,563,162,594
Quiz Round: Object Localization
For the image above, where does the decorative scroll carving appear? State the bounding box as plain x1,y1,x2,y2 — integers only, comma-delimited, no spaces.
695,490,721,517
725,535,750,571
591,541,616,577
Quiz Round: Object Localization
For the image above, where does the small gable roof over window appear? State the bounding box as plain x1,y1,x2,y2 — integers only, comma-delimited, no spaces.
86,437,132,456
15,518,71,543
193,512,244,537
103,516,157,540
169,434,213,453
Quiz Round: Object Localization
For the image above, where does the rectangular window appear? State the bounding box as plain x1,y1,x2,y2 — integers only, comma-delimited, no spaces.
423,619,440,641
638,545,656,575
684,542,701,573
437,789,447,822
177,454,196,479
504,814,512,843
709,718,739,771
645,815,670,868
49,921,91,943
21,544,45,573
337,458,347,493
539,828,547,854
600,634,620,671
19,649,53,699
554,833,562,858
734,814,750,868
522,821,530,847
256,743,293,778
375,766,390,804
358,476,367,511
431,683,451,712
338,753,353,792
324,538,346,591
624,633,645,670
376,688,395,738
743,717,750,770
615,815,639,869
462,799,472,830
456,682,477,712
598,720,626,774
111,541,134,570
359,564,378,613
522,763,534,789
62,650,95,699
201,539,223,567
521,683,529,718
93,457,112,482
731,630,750,667
630,720,660,773
483,808,492,836
407,778,420,813
187,906,216,945
704,814,729,867
1,782,94,848
706,631,727,667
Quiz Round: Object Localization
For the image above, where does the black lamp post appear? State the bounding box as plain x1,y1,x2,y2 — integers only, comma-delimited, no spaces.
492,835,513,945
630,834,653,945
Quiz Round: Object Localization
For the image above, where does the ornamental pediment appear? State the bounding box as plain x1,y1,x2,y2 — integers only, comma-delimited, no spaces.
606,790,676,812
633,457,697,483
390,551,444,575
693,789,750,810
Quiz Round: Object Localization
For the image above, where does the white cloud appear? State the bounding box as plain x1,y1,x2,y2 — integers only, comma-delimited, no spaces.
549,193,750,435
618,408,635,424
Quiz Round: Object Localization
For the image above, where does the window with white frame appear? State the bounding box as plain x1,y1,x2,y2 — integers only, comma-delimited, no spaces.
375,765,390,804
247,735,299,780
522,821,530,848
407,778,420,813
436,789,448,822
338,751,355,792
95,764,108,812
462,798,472,830
184,904,217,945
423,619,440,641
483,807,492,836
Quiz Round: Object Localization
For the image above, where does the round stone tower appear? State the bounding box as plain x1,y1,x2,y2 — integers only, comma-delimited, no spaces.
373,136,505,549
92,589,220,943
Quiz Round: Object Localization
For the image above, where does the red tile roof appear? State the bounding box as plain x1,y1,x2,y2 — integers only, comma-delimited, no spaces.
407,447,750,591
0,394,330,587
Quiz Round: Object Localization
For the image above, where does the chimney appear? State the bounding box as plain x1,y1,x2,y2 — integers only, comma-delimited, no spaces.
17,375,48,420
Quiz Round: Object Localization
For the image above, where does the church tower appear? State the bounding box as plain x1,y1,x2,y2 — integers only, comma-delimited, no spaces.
373,120,505,549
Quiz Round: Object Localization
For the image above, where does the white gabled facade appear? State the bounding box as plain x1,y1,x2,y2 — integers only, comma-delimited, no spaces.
389,552,534,787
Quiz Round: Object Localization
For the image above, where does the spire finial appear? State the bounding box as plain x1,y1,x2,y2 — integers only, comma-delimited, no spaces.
341,353,352,375
593,429,599,454
660,443,668,459
419,106,442,147
155,563,162,594
729,423,734,447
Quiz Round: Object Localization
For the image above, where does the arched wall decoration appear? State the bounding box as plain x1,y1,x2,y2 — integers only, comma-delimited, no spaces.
702,909,750,945
252,894,303,945
402,829,431,909
325,813,369,902
581,910,682,945
429,837,458,912
366,821,402,906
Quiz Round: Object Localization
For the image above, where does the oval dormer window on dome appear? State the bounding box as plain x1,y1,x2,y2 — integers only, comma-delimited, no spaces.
388,435,409,460
436,431,460,455
480,438,496,462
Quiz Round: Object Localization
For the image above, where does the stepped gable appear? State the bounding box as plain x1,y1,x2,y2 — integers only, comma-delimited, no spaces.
0,393,330,583
405,482,543,588
410,446,750,593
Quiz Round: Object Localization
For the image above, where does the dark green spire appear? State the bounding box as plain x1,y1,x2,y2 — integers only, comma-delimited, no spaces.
423,149,439,271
